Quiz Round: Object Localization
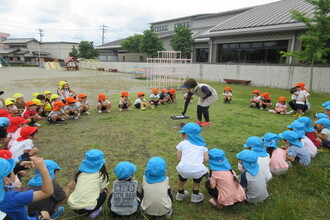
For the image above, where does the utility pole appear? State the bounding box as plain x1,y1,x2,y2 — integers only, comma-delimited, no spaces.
37,28,44,65
99,24,108,45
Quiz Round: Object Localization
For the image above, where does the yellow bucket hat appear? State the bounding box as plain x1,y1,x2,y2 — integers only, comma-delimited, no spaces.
44,91,52,95
5,98,14,106
50,94,60,102
13,93,24,100
33,93,41,98
59,81,68,90
32,98,43,105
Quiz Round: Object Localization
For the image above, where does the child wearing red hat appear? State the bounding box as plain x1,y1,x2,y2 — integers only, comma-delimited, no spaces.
118,91,132,112
134,92,154,110
160,89,170,104
168,89,176,103
5,116,28,149
10,126,39,162
150,88,161,107
293,82,310,118
22,101,43,127
64,97,80,120
97,94,111,114
47,101,69,125
269,97,287,114
77,94,91,115
249,90,262,108
259,92,272,110
223,87,232,104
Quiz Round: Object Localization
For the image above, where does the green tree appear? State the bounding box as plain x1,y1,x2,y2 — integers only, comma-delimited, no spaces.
121,34,143,53
69,45,79,57
170,24,194,58
281,0,330,90
77,41,99,59
140,26,164,57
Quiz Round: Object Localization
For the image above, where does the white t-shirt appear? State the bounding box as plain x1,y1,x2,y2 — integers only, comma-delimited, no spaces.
98,100,110,105
134,98,146,105
10,139,34,162
150,94,160,100
296,90,309,105
301,137,317,157
321,128,330,141
64,103,79,111
176,140,208,179
257,156,272,182
223,92,232,96
253,96,261,102
6,128,22,150
77,101,89,107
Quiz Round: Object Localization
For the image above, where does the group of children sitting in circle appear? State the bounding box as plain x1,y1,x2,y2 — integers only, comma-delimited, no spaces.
0,78,329,219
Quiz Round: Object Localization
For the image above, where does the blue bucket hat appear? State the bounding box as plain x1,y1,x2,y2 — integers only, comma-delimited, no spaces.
322,101,330,107
262,133,279,149
179,123,206,146
295,116,314,133
325,105,330,110
0,117,10,127
114,161,137,180
236,150,259,176
79,149,105,173
279,130,302,148
28,160,62,186
244,136,263,149
0,158,16,203
315,118,330,129
315,113,328,119
287,122,306,139
145,156,167,184
208,148,232,171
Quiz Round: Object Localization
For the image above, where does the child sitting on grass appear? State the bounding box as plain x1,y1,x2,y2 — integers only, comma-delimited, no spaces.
269,97,287,114
237,150,268,204
10,126,39,162
260,92,272,110
314,118,330,152
64,97,80,120
6,116,27,150
0,117,10,147
205,148,245,209
50,94,61,108
223,87,232,104
97,94,111,113
5,98,18,116
108,161,141,217
22,101,43,127
169,89,176,103
77,94,91,115
160,89,170,104
150,88,161,107
47,101,69,125
249,90,261,108
175,123,208,203
68,149,109,219
118,91,132,112
43,91,52,113
279,130,311,166
296,116,320,148
141,156,173,218
262,133,288,175
13,93,25,115
134,92,154,110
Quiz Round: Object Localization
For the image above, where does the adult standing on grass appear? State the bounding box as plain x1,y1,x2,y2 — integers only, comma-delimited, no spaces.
181,78,218,127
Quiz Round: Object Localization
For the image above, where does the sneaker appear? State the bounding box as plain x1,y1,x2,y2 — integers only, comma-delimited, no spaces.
196,120,202,125
89,207,102,219
106,110,111,113
165,209,173,218
34,123,41,127
84,111,91,115
294,113,299,117
200,122,211,127
118,108,123,112
77,112,81,117
52,122,60,126
191,193,204,203
127,107,132,111
287,110,295,115
98,110,102,114
59,118,66,121
260,107,264,110
73,116,79,120
176,190,189,201
51,206,64,219
248,105,252,107
317,148,330,153
141,107,146,111
209,198,223,209
150,106,155,109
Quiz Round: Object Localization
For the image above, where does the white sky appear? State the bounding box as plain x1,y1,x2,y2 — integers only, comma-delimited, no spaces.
0,0,280,46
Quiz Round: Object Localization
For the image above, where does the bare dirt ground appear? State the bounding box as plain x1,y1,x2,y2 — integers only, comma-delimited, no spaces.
0,67,149,105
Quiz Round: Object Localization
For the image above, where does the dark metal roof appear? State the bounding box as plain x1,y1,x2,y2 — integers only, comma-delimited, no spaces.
96,38,126,49
205,0,314,35
0,48,19,54
149,14,213,25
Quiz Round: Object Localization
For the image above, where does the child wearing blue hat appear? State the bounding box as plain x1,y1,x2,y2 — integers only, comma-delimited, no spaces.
243,137,272,182
24,160,74,219
296,116,320,148
262,133,289,175
279,130,311,166
141,157,173,217
0,117,10,146
288,122,317,157
325,105,330,119
0,157,54,219
236,150,268,203
206,149,245,209
68,149,109,219
108,161,141,217
175,123,208,203
314,118,330,152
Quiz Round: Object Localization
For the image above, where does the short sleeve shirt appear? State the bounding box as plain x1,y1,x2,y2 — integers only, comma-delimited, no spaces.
10,139,34,162
64,103,79,111
7,128,22,149
22,109,37,119
321,128,330,141
150,94,160,100
134,98,145,105
239,171,268,204
287,145,311,166
222,92,232,96
296,90,309,104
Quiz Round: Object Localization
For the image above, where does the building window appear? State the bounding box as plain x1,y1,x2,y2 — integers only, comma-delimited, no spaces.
175,22,191,28
9,57,13,61
9,45,27,49
1,37,7,42
154,25,168,32
17,57,21,61
139,56,144,62
217,40,288,64
196,48,209,62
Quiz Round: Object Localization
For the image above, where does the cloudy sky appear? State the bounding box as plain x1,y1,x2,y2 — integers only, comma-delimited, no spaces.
0,0,279,46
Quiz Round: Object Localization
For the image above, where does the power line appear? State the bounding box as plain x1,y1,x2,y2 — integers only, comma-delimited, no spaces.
99,24,108,45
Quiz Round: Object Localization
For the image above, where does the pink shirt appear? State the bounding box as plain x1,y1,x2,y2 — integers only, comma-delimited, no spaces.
269,148,289,171
6,128,22,150
210,170,246,206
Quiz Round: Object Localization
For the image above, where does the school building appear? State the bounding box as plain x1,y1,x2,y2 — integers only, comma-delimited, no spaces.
96,0,329,65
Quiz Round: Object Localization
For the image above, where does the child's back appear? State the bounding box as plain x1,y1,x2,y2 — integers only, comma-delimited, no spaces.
239,170,268,203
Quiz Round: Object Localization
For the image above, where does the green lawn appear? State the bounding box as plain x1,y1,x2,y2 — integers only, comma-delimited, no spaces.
30,81,330,219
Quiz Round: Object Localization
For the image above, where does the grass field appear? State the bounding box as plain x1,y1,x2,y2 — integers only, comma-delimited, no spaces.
5,69,329,220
